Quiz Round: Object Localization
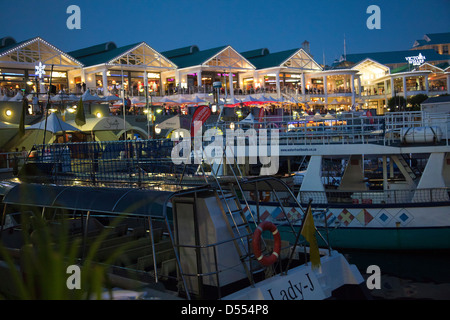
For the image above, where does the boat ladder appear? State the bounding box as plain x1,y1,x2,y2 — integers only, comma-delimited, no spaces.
199,159,261,286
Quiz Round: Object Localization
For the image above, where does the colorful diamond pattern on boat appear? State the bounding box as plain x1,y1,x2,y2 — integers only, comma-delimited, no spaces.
326,212,337,225
338,209,354,226
394,209,413,226
376,210,392,225
355,209,374,226
260,210,271,221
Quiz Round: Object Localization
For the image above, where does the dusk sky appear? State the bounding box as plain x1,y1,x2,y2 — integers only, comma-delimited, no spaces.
0,0,449,65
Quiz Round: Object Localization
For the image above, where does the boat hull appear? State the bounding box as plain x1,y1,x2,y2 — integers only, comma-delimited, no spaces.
246,202,450,250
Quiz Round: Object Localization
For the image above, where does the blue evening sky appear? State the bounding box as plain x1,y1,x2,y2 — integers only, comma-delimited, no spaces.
0,0,449,65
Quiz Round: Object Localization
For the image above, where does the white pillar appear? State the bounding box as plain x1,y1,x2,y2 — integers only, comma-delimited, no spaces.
143,70,148,96
402,76,407,98
424,74,429,93
275,71,281,99
351,73,355,107
447,74,450,94
102,69,108,96
229,70,234,99
197,69,202,89
301,73,306,96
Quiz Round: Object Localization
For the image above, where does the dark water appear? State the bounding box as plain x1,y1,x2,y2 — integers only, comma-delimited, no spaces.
342,250,450,300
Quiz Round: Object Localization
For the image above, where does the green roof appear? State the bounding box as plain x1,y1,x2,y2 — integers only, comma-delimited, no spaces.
246,48,299,69
162,45,228,68
423,32,450,45
390,64,412,74
0,36,16,49
68,42,117,59
162,45,199,59
69,42,141,67
344,49,450,65
241,48,270,59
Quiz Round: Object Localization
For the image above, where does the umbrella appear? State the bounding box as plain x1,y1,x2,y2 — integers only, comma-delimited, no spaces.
224,97,241,105
103,94,120,102
324,113,335,120
68,94,80,102
241,95,260,102
51,93,72,102
188,95,207,104
312,112,324,120
259,95,276,102
75,98,86,126
239,113,255,123
173,96,193,104
81,90,102,102
156,96,177,104
26,112,80,133
9,92,23,101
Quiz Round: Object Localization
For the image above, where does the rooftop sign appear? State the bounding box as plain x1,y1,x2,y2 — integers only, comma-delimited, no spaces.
405,53,426,66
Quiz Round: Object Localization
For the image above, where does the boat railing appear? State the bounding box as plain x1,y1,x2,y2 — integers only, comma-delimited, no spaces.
298,187,450,205
207,110,449,146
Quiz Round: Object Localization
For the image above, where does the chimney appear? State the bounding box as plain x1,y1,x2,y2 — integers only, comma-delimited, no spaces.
302,40,310,54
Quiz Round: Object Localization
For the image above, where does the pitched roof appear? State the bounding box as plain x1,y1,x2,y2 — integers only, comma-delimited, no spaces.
69,42,139,67
247,48,299,69
68,42,117,59
423,32,450,45
343,49,450,65
422,95,450,105
162,45,199,59
241,48,270,59
161,45,228,68
0,36,16,49
0,36,83,67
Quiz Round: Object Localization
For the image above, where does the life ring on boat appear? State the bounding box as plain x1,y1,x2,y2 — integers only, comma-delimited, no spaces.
252,221,281,267
249,191,271,202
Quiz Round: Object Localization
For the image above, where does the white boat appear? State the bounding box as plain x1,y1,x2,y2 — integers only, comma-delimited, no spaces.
229,111,450,250
0,158,365,300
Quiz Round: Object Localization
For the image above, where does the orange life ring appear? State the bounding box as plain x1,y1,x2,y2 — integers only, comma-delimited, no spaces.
249,191,271,202
252,221,281,267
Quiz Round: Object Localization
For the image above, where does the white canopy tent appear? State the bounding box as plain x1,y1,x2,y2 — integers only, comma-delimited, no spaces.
26,112,80,133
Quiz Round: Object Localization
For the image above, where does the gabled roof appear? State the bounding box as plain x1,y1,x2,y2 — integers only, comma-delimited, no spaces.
69,42,138,67
162,45,255,70
423,32,450,45
68,42,118,60
343,49,450,65
247,48,298,69
162,45,227,68
0,36,83,68
246,47,322,71
422,95,450,105
69,42,176,69
162,45,199,59
0,36,16,49
241,48,270,59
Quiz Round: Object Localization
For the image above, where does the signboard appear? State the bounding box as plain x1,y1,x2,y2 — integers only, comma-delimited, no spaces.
405,53,426,66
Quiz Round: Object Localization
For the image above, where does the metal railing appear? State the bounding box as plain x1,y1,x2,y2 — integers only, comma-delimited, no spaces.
298,188,450,205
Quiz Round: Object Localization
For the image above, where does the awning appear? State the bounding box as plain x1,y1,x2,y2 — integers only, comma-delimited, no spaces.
2,183,175,218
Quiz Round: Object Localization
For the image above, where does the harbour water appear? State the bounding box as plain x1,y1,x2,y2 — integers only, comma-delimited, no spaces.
343,250,450,300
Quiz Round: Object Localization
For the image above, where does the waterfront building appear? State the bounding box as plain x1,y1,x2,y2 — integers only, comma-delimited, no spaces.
334,49,450,114
160,45,256,99
412,32,450,55
0,36,83,96
68,41,177,97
